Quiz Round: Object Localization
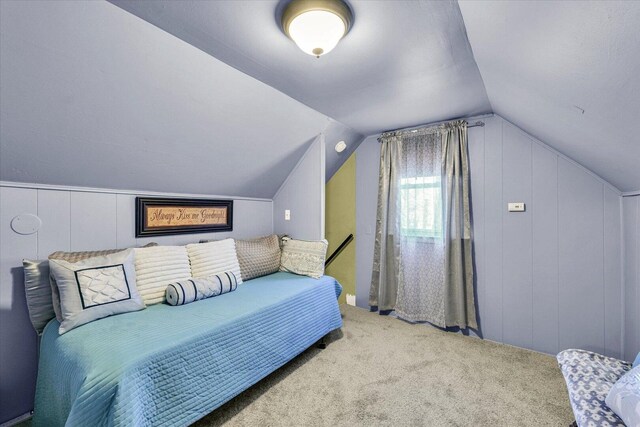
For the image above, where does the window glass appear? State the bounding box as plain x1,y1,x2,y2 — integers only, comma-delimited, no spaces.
399,176,442,239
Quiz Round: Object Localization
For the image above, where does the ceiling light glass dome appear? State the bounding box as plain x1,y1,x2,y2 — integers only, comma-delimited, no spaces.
282,0,353,58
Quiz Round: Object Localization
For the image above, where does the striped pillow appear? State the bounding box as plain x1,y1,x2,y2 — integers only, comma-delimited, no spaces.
165,272,238,306
186,239,243,284
134,245,191,305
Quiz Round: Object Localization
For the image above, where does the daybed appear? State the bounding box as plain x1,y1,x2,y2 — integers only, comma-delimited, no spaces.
33,272,342,427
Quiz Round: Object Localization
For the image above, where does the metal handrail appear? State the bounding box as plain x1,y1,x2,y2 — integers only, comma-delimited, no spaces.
325,234,354,267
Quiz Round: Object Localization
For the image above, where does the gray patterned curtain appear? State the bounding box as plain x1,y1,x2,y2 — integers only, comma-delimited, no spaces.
369,120,476,329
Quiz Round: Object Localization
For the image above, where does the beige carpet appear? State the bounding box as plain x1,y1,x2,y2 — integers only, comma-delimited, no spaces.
193,305,574,427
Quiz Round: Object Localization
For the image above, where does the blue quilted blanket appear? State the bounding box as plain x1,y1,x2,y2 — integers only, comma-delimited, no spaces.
33,272,342,427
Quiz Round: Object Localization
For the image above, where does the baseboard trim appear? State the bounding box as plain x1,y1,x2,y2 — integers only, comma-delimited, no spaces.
0,411,32,427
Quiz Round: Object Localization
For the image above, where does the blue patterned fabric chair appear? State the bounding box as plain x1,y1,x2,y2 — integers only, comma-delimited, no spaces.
557,349,633,427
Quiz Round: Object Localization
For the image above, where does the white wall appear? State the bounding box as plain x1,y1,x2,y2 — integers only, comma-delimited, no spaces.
355,114,624,358
0,182,272,424
623,195,640,361
355,135,380,310
273,135,326,240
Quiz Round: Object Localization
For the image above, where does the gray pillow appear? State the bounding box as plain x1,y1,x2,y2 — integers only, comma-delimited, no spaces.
22,259,55,335
235,235,281,281
49,249,145,334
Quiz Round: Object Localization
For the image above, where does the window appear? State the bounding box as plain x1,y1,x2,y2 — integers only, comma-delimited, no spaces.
399,176,443,239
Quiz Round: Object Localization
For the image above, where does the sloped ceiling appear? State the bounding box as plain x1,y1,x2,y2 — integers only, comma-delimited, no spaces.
459,0,640,192
3,0,638,195
109,0,491,136
0,1,360,197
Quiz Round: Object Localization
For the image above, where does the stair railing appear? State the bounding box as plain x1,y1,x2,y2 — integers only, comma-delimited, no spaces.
325,234,354,268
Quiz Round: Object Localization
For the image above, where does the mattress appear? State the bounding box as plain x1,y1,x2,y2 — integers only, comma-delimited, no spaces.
33,272,343,427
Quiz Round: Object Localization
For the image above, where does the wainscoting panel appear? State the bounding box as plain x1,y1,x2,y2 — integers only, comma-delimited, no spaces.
481,116,504,343
531,144,559,355
501,122,533,350
558,160,605,353
0,187,39,423
70,192,118,251
604,187,622,359
37,190,71,258
0,182,273,424
623,195,640,361
116,193,137,249
474,117,621,357
467,124,485,339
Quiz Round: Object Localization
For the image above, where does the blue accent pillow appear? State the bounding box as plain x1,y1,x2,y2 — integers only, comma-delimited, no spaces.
634,353,640,368
606,365,640,427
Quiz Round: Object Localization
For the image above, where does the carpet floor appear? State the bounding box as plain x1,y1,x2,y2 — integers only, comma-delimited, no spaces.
193,305,574,427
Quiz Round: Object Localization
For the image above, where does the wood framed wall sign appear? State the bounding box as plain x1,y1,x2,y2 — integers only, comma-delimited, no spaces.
135,197,233,237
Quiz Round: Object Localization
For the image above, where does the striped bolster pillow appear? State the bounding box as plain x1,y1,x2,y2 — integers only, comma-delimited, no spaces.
165,272,238,306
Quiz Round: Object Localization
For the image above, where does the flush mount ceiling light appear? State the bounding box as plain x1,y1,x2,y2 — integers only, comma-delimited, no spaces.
335,140,347,153
281,0,353,58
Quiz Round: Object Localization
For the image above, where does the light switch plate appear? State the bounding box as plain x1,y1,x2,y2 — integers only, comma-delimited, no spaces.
508,202,525,212
284,210,291,221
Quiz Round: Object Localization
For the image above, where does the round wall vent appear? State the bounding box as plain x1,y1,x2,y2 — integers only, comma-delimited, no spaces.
11,214,42,235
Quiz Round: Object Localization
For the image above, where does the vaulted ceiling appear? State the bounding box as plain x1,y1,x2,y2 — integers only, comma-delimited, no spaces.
0,1,362,197
111,0,640,192
459,0,640,192
2,1,639,196
110,0,491,136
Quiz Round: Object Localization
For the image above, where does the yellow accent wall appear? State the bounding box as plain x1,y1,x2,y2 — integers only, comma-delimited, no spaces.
325,152,356,304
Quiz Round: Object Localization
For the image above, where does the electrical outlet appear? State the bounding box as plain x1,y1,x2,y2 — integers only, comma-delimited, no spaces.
508,202,525,212
346,294,356,306
284,210,291,221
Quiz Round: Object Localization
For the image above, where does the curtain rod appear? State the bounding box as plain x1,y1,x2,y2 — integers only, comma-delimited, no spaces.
378,120,485,142
468,121,485,128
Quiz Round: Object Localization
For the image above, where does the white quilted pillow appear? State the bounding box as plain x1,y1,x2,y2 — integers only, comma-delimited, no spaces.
186,239,243,284
49,250,145,334
134,245,191,305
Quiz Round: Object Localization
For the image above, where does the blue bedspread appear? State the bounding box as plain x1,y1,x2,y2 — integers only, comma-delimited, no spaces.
33,273,342,427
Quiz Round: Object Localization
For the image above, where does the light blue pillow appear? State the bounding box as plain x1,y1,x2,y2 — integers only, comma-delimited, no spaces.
633,353,640,368
606,365,640,427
